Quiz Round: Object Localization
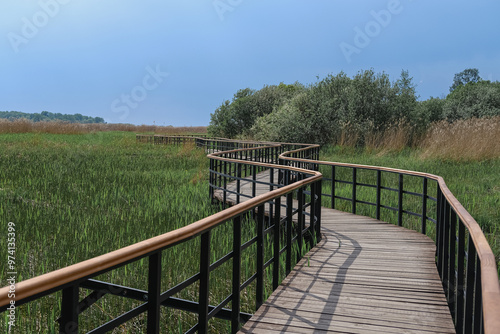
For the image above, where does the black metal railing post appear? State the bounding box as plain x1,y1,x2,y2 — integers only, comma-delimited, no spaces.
398,174,404,226
198,231,211,333
473,257,483,333
252,165,257,198
273,197,281,290
456,221,466,334
231,216,242,333
209,158,214,202
256,205,265,310
352,168,357,214
436,188,444,278
442,201,450,300
331,165,336,209
297,183,304,260
236,163,242,204
448,209,457,320
464,234,476,334
315,180,322,243
376,170,381,220
60,284,79,334
147,252,162,334
223,161,227,209
286,192,293,275
422,178,428,235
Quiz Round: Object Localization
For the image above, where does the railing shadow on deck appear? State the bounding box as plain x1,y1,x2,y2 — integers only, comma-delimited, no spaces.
0,134,498,334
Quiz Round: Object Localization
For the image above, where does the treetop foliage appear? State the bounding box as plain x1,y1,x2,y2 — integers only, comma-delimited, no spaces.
208,68,500,146
0,111,106,124
450,68,481,92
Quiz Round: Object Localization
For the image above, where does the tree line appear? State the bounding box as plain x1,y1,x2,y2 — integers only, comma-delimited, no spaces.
0,111,106,124
208,69,500,145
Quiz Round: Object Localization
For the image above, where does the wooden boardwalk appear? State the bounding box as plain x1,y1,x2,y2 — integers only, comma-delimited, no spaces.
215,172,456,333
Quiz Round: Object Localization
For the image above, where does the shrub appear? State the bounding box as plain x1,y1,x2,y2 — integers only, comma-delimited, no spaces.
443,81,500,122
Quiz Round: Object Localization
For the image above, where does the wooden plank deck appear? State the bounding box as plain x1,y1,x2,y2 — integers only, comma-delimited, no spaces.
215,171,456,333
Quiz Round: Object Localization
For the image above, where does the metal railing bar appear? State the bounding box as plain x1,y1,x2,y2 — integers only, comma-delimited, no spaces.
81,279,147,302
402,210,423,219
241,236,258,252
240,274,257,293
207,295,232,321
403,190,424,197
81,279,242,325
185,323,198,334
209,251,234,272
264,258,273,270
160,274,200,303
264,225,274,235
73,290,104,317
333,195,353,202
332,179,352,185
356,200,377,207
379,204,399,212
355,182,378,189
87,303,148,334
380,186,399,192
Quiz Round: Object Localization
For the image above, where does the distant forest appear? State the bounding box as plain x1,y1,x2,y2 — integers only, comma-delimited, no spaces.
0,111,105,124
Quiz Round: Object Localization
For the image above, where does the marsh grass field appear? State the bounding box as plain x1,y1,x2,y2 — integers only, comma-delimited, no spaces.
0,130,498,332
0,131,299,332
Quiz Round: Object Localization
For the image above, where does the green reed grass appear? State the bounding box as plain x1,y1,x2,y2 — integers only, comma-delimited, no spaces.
0,132,306,333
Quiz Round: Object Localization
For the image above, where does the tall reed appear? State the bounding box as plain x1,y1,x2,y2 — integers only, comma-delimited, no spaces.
419,116,500,161
0,118,207,135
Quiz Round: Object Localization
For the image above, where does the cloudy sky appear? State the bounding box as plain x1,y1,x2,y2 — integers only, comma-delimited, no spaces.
1,0,499,126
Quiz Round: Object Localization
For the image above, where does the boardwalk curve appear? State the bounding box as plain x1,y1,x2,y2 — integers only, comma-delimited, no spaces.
216,170,455,333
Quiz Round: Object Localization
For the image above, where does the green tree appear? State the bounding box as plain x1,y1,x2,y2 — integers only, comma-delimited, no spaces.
0,111,106,123
251,69,416,145
444,80,500,121
416,97,445,125
208,83,304,138
207,100,235,137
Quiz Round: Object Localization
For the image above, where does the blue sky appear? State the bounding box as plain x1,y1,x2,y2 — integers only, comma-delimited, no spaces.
1,0,499,126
